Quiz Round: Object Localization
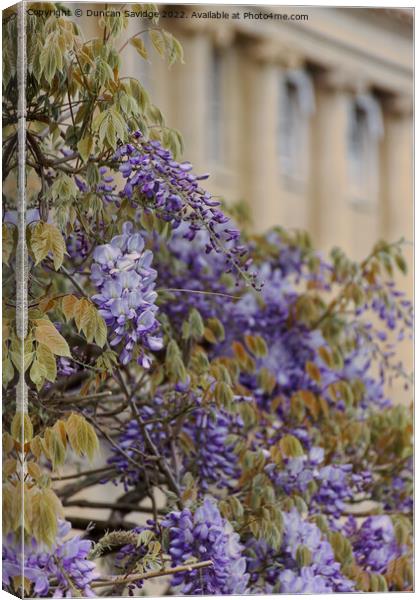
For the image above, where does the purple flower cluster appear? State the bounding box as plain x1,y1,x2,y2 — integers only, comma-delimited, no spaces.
113,526,152,594
91,222,163,366
162,497,249,594
75,166,116,203
152,224,232,324
107,398,168,490
108,401,238,493
350,515,403,573
182,408,239,491
247,510,354,594
314,464,371,517
66,224,92,263
2,521,96,597
266,447,371,518
380,458,413,514
370,281,413,336
115,133,256,286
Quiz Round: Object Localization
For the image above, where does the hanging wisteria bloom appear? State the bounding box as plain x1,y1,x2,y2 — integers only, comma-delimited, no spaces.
182,408,239,491
91,222,163,366
108,399,239,493
2,521,96,597
107,397,170,490
247,510,354,594
114,133,257,287
351,516,404,573
162,497,249,594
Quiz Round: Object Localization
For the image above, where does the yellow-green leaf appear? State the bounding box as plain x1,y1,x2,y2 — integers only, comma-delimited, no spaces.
30,222,66,270
279,434,304,458
130,37,148,59
37,343,57,382
11,413,33,443
61,294,79,322
77,135,94,163
2,223,16,264
65,413,99,460
31,488,63,546
34,320,71,357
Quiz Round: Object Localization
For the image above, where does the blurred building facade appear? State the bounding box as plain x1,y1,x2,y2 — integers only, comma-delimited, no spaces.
135,6,413,264
86,5,413,260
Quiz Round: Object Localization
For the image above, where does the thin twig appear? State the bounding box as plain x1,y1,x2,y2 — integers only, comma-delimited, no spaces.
158,287,241,300
55,390,113,403
60,265,89,298
63,499,166,515
91,560,213,588
52,465,114,481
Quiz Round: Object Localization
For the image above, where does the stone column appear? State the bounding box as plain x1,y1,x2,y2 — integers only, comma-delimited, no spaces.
310,71,354,254
380,95,413,256
379,95,413,406
164,26,212,172
238,41,299,233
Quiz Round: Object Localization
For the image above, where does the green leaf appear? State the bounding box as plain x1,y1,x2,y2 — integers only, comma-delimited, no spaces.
34,320,71,357
93,108,127,150
29,222,67,270
70,298,107,347
150,29,165,57
11,413,33,443
165,339,187,382
95,313,108,348
65,413,99,460
244,334,268,358
61,295,79,322
9,347,34,374
37,344,57,382
43,426,66,470
130,37,148,59
2,354,14,387
77,135,94,162
188,309,204,340
94,58,115,88
31,488,64,547
2,223,16,265
395,253,408,275
329,531,354,568
214,381,234,408
48,173,78,203
30,358,45,390
279,434,304,457
119,92,139,117
296,544,312,568
40,42,58,84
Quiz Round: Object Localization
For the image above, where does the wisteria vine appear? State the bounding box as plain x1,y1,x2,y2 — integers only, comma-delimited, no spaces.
2,5,413,599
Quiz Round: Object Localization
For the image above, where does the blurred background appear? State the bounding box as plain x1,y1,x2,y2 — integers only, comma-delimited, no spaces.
84,4,413,260
121,6,413,256
82,2,413,391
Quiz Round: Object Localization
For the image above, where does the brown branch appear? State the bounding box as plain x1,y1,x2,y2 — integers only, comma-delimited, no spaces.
66,515,137,534
56,469,118,499
62,499,166,515
114,370,182,506
92,560,213,588
52,465,114,481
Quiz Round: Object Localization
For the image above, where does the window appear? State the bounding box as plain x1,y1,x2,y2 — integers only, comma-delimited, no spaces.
277,69,315,185
208,47,224,162
347,94,383,206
